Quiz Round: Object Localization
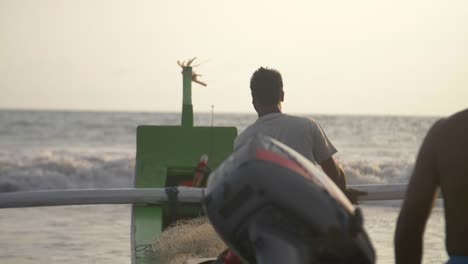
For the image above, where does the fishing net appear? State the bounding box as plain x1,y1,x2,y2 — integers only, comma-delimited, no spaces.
151,217,226,264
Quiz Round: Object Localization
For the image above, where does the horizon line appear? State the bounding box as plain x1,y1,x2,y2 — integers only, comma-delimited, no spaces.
0,107,444,118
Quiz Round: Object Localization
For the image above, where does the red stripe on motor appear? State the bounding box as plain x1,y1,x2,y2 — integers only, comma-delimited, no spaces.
255,149,312,180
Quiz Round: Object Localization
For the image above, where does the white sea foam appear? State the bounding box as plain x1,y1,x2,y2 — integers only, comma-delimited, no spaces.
341,159,414,185
0,147,416,192
0,149,135,192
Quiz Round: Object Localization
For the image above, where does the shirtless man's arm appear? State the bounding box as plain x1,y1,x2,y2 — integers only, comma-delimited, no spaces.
394,121,442,264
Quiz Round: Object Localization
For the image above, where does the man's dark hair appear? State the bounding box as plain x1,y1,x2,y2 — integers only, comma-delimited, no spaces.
250,67,283,106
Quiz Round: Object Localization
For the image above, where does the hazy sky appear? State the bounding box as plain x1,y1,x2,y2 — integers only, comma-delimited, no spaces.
1,0,467,116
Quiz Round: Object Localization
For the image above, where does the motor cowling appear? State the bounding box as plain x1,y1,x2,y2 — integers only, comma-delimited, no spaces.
203,135,375,264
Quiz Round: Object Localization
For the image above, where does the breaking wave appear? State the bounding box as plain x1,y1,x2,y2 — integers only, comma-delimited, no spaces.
341,159,414,185
0,149,135,192
0,148,413,193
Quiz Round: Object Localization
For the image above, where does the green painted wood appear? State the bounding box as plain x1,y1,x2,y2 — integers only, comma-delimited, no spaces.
132,125,237,263
182,104,194,128
182,67,192,106
182,67,193,127
136,126,237,169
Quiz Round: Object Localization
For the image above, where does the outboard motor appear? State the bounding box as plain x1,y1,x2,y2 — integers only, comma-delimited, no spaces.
203,135,375,264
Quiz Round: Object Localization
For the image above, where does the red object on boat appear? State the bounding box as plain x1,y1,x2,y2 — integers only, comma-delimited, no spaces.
178,180,193,187
177,154,209,187
221,249,241,264
192,154,208,187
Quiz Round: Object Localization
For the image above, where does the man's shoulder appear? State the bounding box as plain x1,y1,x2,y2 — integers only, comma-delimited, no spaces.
234,123,257,148
429,109,468,142
446,108,468,126
450,108,468,118
281,114,316,125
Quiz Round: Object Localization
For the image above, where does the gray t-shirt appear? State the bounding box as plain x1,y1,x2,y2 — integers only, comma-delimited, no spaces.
234,113,337,165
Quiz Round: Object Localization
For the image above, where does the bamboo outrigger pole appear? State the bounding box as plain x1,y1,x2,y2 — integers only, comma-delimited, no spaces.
0,187,203,209
0,184,420,209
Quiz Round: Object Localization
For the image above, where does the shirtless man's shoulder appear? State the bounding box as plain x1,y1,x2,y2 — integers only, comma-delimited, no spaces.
395,108,468,263
436,109,468,255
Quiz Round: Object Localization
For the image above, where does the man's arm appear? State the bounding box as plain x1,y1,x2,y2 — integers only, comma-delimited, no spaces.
320,157,347,192
394,121,441,264
321,157,367,204
311,120,366,203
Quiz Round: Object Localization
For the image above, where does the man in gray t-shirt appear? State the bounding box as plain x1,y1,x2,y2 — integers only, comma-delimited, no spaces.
235,67,366,204
235,113,337,166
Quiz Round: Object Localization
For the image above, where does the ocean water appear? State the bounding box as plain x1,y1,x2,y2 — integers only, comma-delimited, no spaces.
0,110,446,263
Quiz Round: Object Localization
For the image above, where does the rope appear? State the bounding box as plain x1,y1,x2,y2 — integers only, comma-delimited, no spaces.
135,244,152,252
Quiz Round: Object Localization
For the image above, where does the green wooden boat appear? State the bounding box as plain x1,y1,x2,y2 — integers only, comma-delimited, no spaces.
131,63,237,264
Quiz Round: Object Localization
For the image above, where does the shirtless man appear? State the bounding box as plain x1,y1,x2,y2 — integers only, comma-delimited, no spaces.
234,67,366,204
395,108,468,264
